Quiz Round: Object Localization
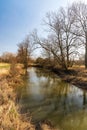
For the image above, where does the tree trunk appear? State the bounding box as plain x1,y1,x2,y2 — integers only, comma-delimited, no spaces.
66,45,69,68
85,34,87,69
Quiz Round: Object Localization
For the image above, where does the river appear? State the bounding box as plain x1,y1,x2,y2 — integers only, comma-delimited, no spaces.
16,67,87,130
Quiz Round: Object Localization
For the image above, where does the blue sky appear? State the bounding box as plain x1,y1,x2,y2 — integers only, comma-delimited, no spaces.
0,0,86,55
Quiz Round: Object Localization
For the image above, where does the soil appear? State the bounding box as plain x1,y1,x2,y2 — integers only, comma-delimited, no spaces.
52,67,87,90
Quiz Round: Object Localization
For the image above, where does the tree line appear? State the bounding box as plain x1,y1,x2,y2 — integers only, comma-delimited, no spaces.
0,2,87,70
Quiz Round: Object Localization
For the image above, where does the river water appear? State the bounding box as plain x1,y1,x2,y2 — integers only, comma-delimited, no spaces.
16,67,87,130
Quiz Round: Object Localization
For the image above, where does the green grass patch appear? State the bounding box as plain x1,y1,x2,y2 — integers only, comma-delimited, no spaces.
0,63,10,69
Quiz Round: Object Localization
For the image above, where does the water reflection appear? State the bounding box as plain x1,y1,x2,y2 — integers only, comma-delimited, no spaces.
17,67,87,130
83,91,87,107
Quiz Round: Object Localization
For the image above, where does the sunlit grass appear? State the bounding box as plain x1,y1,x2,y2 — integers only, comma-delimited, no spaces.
72,65,85,69
0,63,24,76
0,63,10,75
0,63,10,69
0,76,34,130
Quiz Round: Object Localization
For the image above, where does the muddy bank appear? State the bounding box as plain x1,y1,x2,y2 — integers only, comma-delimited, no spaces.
52,67,87,90
35,120,58,130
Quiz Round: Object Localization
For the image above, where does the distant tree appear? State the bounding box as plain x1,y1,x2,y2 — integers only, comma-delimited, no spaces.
17,35,34,70
1,52,16,63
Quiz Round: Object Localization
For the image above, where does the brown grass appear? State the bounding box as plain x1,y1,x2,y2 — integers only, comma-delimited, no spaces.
59,65,87,89
0,64,35,130
0,68,9,76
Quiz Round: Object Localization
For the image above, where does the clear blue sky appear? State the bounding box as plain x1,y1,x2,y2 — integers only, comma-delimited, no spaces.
0,0,85,55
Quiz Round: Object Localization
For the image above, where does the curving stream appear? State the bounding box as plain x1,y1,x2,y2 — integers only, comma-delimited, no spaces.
16,67,87,130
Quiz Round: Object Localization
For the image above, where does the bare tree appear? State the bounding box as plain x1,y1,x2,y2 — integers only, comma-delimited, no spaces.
33,7,79,70
60,7,79,67
71,2,87,68
1,52,16,63
17,35,34,70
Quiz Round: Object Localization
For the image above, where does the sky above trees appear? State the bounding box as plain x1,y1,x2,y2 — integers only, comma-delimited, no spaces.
0,0,87,55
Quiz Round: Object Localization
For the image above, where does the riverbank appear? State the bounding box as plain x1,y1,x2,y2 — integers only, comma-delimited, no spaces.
0,65,35,130
52,66,87,90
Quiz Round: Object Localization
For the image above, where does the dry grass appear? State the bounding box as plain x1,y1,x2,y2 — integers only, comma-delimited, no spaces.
41,124,57,130
0,63,10,67
0,64,35,130
0,63,24,76
0,80,35,130
0,63,10,76
72,65,85,69
0,68,9,76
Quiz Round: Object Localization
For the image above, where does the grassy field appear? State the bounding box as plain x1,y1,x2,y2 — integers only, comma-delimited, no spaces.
0,63,10,68
0,63,10,75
